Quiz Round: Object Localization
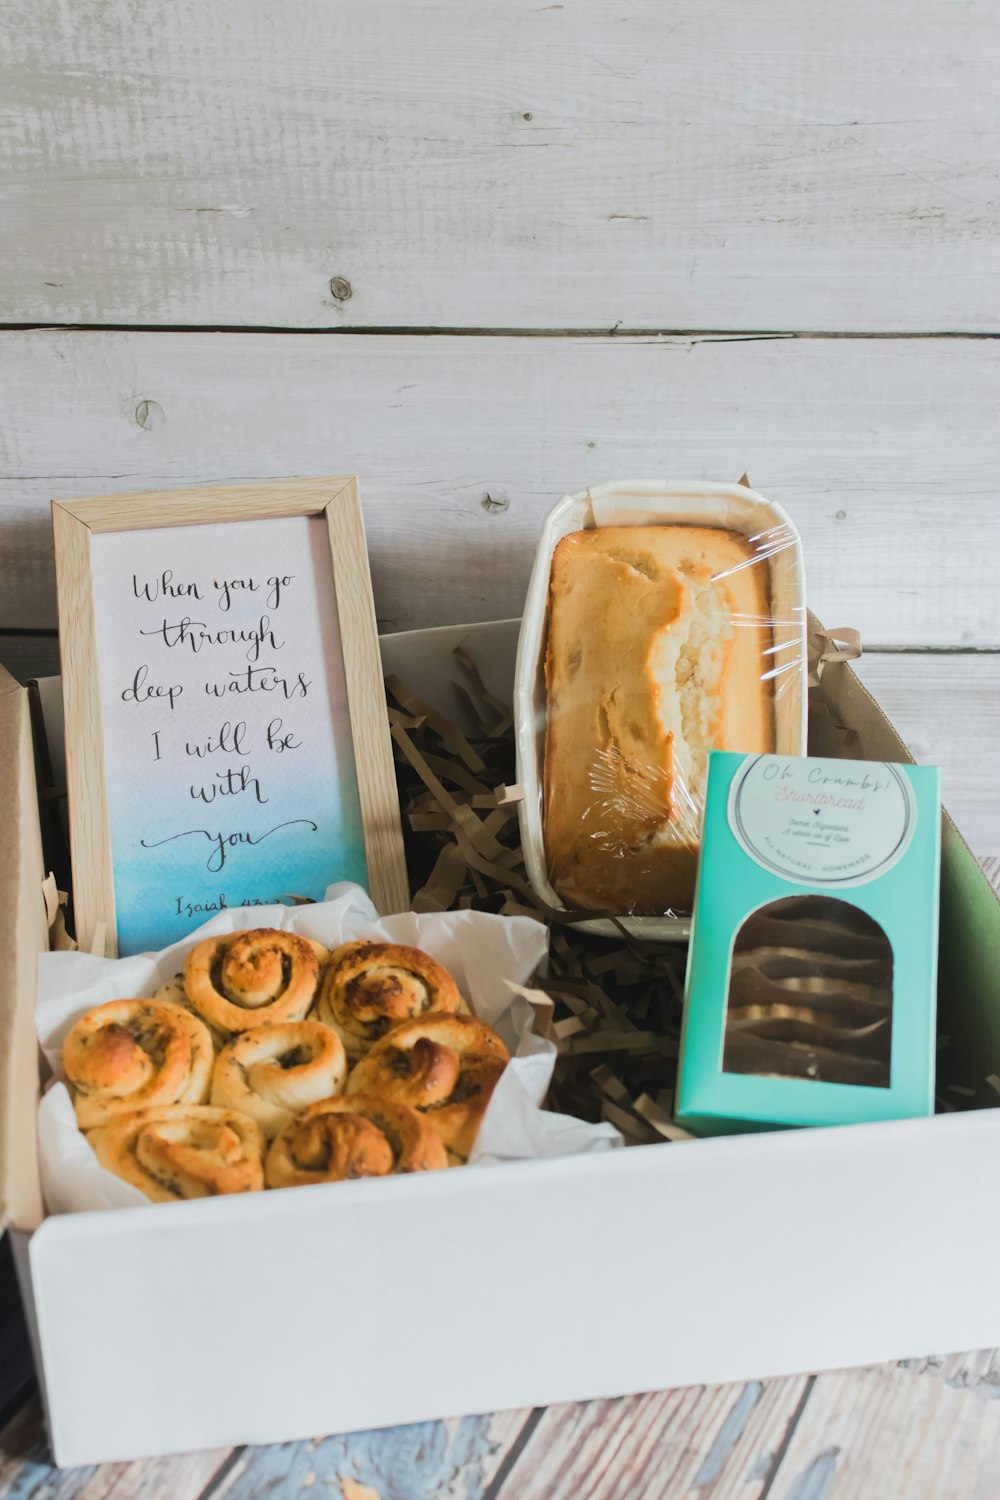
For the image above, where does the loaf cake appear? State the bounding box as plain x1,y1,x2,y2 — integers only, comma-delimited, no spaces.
543,525,774,914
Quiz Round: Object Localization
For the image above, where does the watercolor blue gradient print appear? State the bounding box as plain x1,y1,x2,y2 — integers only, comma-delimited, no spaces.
91,514,370,955
110,781,367,954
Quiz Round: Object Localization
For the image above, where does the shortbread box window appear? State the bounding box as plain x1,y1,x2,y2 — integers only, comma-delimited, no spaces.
676,751,941,1135
722,895,895,1090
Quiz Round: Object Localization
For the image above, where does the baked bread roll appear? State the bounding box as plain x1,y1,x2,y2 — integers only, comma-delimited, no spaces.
153,972,189,1010
346,1013,509,1163
266,1095,448,1188
211,1021,348,1138
544,525,774,914
63,999,214,1128
314,941,466,1060
184,929,325,1036
89,1105,265,1201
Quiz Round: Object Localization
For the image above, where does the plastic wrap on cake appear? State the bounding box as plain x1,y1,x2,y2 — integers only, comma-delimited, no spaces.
514,481,808,940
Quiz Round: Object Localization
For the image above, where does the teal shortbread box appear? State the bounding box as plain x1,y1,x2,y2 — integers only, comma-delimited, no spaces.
676,750,941,1135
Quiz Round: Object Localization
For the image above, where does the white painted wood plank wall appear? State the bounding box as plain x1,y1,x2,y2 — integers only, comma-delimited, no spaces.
1,333,998,644
1,0,998,331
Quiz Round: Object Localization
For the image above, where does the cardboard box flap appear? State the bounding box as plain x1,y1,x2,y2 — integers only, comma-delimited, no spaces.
0,666,46,1233
806,615,1000,1109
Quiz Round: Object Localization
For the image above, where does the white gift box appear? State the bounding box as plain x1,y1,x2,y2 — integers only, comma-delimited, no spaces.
2,620,1000,1468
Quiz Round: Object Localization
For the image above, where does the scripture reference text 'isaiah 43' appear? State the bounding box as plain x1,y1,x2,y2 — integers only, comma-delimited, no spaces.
91,515,367,954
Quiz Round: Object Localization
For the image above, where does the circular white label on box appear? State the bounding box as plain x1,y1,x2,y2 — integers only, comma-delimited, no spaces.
727,756,917,887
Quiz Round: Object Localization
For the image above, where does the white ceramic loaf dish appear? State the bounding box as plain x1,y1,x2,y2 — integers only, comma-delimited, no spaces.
514,480,808,941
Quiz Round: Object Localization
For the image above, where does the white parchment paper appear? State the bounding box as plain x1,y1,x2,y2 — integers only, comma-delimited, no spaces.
36,883,622,1213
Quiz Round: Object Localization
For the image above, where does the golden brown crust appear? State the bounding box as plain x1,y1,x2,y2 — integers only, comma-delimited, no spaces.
89,1104,266,1201
153,972,190,1011
346,1012,509,1163
63,999,214,1128
265,1094,448,1188
314,941,467,1060
184,929,323,1035
543,525,774,914
211,1021,348,1138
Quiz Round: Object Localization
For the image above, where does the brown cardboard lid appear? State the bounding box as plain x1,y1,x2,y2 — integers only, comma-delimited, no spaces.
0,665,47,1233
807,612,1000,1108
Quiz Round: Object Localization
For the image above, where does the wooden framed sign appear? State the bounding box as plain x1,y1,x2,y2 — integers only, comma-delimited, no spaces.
52,478,409,956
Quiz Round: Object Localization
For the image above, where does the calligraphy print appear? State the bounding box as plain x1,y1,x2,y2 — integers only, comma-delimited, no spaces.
90,514,367,953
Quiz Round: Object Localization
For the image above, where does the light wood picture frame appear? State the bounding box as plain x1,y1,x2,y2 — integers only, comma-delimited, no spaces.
52,477,409,956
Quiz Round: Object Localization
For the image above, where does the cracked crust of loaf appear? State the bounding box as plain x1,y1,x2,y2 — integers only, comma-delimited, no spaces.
543,525,774,914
